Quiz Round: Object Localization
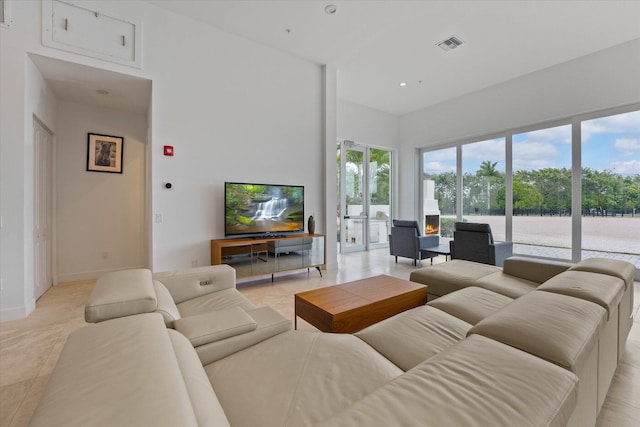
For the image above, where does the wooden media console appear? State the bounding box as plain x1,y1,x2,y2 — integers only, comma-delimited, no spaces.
211,234,325,280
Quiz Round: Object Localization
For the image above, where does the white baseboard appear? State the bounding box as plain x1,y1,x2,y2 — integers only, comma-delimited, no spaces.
56,265,146,284
0,298,36,322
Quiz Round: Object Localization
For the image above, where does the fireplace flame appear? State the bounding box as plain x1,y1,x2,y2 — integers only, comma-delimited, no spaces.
425,224,439,235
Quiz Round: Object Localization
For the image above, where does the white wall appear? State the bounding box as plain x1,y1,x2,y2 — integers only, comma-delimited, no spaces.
142,6,323,271
1,0,325,319
0,44,59,320
56,101,147,282
398,39,640,219
338,99,400,148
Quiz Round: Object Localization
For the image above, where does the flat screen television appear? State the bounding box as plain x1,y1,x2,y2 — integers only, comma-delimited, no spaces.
225,182,304,237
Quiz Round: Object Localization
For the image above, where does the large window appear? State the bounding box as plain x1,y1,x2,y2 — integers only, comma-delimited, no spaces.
419,106,639,271
581,111,640,260
512,124,572,257
462,138,505,242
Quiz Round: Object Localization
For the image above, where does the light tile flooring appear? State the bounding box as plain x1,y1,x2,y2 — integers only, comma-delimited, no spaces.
1,249,639,427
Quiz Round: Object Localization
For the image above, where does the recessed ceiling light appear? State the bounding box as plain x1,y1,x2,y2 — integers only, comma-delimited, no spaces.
325,4,337,14
96,89,109,95
399,82,407,87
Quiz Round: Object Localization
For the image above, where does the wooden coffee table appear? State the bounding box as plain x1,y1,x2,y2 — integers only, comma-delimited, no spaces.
294,275,428,333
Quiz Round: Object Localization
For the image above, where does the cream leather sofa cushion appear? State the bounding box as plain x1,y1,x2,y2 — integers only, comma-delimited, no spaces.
355,305,471,371
177,287,256,316
85,268,156,323
538,270,624,321
469,291,606,374
474,270,539,298
409,260,500,298
502,256,571,284
30,313,217,427
428,286,513,325
152,265,237,304
195,306,291,365
174,306,257,347
166,329,230,427
318,335,578,427
569,257,635,289
205,330,402,427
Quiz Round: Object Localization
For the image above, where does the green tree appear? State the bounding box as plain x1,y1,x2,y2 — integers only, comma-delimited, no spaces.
497,180,543,210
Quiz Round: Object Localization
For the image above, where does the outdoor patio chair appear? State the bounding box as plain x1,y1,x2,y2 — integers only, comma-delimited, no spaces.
449,222,513,267
389,219,439,266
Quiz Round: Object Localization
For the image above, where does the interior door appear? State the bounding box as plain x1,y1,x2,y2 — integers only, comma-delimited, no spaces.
34,119,54,299
340,143,367,253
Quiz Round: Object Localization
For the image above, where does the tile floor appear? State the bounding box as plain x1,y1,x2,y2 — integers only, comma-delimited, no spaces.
1,249,639,426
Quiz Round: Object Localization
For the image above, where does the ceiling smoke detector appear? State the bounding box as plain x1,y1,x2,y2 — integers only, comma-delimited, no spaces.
436,35,464,52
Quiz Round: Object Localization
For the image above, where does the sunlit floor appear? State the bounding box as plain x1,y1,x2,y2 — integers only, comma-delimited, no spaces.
1,249,638,426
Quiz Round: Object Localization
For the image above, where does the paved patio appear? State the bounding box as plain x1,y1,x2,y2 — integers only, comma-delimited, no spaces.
456,215,640,270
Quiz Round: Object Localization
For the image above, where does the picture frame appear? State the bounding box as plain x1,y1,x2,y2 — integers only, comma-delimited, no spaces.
87,133,124,173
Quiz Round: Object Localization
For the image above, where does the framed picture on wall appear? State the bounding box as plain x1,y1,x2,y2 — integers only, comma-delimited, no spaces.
87,133,124,173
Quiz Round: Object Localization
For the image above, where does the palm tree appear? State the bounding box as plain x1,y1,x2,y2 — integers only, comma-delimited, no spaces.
477,160,500,210
477,160,499,178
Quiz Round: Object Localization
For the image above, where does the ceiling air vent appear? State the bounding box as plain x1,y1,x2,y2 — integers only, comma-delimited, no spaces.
436,35,464,52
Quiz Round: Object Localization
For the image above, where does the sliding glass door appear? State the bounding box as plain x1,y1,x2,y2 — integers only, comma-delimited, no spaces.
512,124,572,258
338,141,393,253
581,110,640,261
462,138,506,242
419,105,639,273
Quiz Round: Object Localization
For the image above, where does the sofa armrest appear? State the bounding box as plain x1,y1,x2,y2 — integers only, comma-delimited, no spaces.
153,265,236,304
174,307,258,347
418,235,439,249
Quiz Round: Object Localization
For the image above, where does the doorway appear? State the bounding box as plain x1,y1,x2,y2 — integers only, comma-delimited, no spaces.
33,118,54,299
338,140,392,254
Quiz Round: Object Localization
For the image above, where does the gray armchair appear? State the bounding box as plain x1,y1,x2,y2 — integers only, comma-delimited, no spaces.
449,222,513,267
389,220,439,266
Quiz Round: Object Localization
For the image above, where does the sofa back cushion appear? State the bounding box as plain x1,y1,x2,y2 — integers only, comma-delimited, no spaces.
569,257,636,289
317,334,578,427
85,268,157,323
153,265,236,304
502,256,571,284
356,305,471,371
468,291,606,374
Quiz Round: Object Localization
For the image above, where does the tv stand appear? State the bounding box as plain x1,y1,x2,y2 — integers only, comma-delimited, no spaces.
211,234,325,281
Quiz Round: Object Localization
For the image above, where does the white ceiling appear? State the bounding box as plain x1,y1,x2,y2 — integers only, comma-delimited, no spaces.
147,0,640,116
36,1,640,117
31,54,151,114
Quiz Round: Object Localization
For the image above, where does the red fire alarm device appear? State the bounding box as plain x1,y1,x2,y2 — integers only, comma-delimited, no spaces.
164,145,174,156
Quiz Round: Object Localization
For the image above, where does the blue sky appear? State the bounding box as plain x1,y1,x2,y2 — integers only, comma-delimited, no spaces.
424,110,640,177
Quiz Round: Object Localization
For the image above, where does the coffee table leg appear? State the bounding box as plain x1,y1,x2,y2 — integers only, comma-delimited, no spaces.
294,307,297,330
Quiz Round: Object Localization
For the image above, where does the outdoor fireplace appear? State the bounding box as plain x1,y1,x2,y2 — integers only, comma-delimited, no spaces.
425,215,440,235
423,180,441,236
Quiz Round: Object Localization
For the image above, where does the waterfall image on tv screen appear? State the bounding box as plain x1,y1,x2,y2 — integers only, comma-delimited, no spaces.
225,182,304,236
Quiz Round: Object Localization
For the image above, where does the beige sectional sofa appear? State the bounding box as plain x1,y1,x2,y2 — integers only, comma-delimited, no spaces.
84,265,291,364
29,258,635,427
